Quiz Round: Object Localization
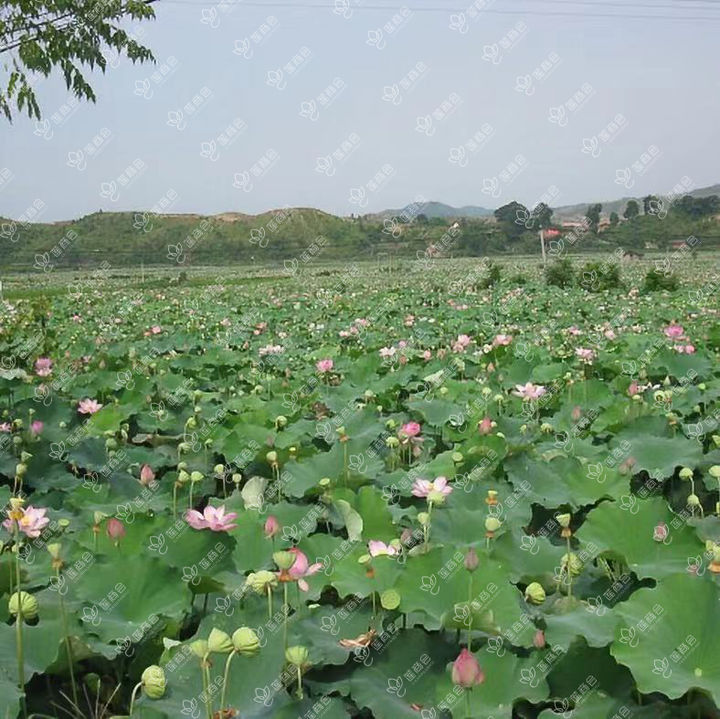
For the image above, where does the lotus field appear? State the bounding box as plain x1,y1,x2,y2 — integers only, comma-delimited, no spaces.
2,258,720,719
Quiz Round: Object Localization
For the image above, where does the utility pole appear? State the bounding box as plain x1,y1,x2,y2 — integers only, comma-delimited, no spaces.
539,228,547,266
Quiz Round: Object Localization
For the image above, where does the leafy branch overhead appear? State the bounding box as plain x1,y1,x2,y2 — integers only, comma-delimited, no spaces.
0,0,156,121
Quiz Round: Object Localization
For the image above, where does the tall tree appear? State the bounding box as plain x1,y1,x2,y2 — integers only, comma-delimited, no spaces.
585,203,602,234
0,0,155,121
493,201,529,242
642,195,659,215
531,202,553,229
623,200,640,220
609,211,619,227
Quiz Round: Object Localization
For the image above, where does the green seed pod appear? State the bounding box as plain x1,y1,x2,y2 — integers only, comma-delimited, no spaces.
524,582,546,604
687,493,700,507
245,570,278,594
485,517,502,533
9,591,38,620
709,465,720,480
190,471,203,483
266,451,278,464
679,467,694,480
208,628,233,654
285,645,309,667
562,553,583,577
556,513,571,529
190,639,209,658
141,665,166,699
380,589,401,610
275,415,288,429
273,551,295,570
232,626,260,655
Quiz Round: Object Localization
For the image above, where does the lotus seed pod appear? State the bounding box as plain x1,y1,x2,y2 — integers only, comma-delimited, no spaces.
190,639,209,658
428,489,448,505
662,376,671,387
20,451,32,463
193,406,202,414
562,553,583,576
207,628,233,654
246,570,278,594
524,582,546,604
15,463,27,478
266,451,278,464
709,465,720,480
190,471,203,483
364,390,375,400
679,467,693,480
105,438,117,450
541,423,553,433
12,436,22,447
452,452,464,464
385,437,400,448
485,517,502,533
699,383,707,391
9,591,38,620
493,394,503,403
178,461,188,471
213,464,225,476
556,513,571,529
47,543,62,560
58,518,70,530
285,645,309,667
417,512,430,527
232,473,242,485
289,446,297,456
275,415,288,428
687,493,700,507
186,417,197,429
59,421,67,429
13,419,23,429
713,436,720,448
318,477,331,488
141,665,166,699
232,626,260,655
178,469,190,485
178,442,191,454
380,589,401,610
496,432,506,439
93,511,107,525
273,550,295,570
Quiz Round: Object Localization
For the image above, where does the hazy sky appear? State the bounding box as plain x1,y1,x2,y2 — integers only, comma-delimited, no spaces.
1,0,720,222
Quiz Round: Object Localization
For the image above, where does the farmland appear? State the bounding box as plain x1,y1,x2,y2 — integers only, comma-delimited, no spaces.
1,253,720,719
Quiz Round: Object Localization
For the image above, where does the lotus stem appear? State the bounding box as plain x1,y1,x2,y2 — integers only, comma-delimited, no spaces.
128,681,142,717
202,655,213,719
219,650,236,714
267,584,273,620
56,567,79,709
467,574,473,652
14,528,26,718
296,664,303,699
283,583,289,650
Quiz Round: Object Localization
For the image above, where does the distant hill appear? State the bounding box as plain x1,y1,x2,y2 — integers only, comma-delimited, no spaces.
367,201,493,221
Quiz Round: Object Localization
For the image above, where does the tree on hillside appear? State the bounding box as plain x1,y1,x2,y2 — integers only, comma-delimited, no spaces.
642,195,659,215
623,200,640,220
0,0,155,121
585,203,602,234
609,211,619,227
493,201,530,242
676,194,720,218
530,202,553,230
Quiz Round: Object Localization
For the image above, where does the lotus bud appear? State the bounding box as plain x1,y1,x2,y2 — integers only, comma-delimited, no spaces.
464,547,479,573
232,626,260,655
141,665,166,699
140,464,155,485
285,645,309,667
264,515,280,538
106,518,125,545
208,628,233,654
190,471,203,483
190,639,209,658
451,648,484,688
485,517,502,534
417,512,430,527
533,630,546,649
273,550,295,571
679,467,693,480
524,582,546,604
9,591,38,620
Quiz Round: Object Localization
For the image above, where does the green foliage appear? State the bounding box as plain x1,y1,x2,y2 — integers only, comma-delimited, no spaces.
623,200,640,220
579,259,621,291
480,260,502,287
0,0,156,121
642,268,679,292
545,257,575,287
586,203,602,233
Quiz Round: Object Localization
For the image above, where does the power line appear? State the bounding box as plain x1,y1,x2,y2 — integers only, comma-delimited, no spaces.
154,0,720,20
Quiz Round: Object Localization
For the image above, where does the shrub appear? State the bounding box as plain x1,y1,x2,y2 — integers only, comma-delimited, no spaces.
545,258,575,288
642,269,679,292
479,261,502,288
579,261,621,291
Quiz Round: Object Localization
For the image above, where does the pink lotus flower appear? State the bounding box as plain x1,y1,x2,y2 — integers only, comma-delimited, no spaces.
575,347,596,363
30,420,43,436
4,505,50,538
412,476,453,499
493,334,512,347
288,547,323,591
106,517,126,545
604,329,616,340
451,648,485,688
185,505,238,532
151,325,162,335
512,383,546,401
379,346,396,359
72,314,82,322
368,540,398,557
664,324,685,339
567,326,582,336
140,464,155,486
673,344,695,354
423,349,432,361
478,416,493,435
653,523,669,542
264,515,280,538
452,334,472,353
316,359,334,373
533,630,546,649
399,421,421,439
35,357,52,377
78,398,103,415
0,423,11,433
627,381,639,397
